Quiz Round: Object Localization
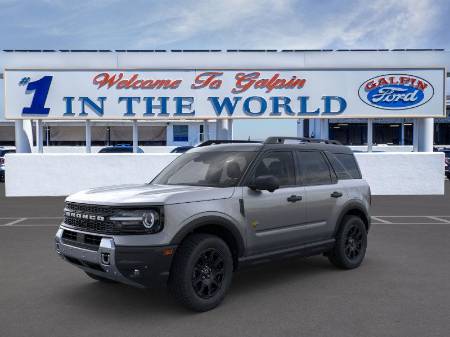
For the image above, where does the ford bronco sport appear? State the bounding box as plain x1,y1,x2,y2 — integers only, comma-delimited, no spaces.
55,137,371,311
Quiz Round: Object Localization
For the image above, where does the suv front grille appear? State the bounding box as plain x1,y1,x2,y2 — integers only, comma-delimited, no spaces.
63,202,117,235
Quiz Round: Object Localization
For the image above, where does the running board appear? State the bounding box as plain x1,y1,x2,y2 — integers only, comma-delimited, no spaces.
238,239,335,269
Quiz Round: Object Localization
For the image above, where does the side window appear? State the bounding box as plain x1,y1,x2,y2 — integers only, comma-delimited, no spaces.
297,151,332,186
253,151,295,186
327,153,362,180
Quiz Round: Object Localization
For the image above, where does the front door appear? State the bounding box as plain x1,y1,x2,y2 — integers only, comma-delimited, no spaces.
243,150,307,255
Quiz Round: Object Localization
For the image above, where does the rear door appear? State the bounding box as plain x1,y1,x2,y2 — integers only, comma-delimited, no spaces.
296,150,345,242
243,150,307,255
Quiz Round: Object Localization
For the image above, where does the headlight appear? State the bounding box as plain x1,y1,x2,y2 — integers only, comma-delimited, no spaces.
109,209,163,234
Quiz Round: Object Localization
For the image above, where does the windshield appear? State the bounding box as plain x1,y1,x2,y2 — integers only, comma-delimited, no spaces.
152,151,257,187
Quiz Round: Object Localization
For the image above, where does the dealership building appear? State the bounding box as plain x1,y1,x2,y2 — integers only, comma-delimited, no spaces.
0,49,448,197
0,49,449,150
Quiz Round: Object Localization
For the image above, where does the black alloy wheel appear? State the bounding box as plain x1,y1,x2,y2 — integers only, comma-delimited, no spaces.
192,248,225,299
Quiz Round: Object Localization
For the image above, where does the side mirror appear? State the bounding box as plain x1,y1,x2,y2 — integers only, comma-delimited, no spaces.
248,175,280,192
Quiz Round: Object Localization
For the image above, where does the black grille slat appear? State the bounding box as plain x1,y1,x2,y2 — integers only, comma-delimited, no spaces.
64,202,117,235
62,229,102,250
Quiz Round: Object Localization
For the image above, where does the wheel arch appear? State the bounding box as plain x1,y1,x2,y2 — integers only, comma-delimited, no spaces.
335,202,370,235
170,215,245,269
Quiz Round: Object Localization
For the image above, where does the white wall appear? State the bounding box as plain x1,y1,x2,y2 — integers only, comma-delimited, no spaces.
5,153,179,196
354,152,445,195
34,146,176,153
4,152,445,197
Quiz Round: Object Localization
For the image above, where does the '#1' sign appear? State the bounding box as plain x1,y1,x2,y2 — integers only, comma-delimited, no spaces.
3,68,446,120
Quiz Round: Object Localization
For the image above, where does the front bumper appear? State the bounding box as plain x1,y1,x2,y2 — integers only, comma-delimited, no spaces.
55,226,176,288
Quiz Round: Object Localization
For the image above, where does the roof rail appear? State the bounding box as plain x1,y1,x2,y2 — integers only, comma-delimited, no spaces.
264,136,342,145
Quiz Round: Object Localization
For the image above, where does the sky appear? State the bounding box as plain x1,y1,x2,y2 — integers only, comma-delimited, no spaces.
0,0,449,139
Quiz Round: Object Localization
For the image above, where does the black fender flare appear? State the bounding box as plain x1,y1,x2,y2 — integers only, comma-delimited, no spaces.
170,215,246,257
334,201,371,235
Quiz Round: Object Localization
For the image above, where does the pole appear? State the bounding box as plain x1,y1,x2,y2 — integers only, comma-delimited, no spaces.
36,120,43,153
413,118,419,152
296,119,304,138
203,120,210,141
14,120,33,153
85,120,92,153
367,119,373,152
132,120,139,153
227,119,233,140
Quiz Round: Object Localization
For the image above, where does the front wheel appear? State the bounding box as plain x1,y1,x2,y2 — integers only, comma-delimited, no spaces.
328,215,367,269
168,234,233,312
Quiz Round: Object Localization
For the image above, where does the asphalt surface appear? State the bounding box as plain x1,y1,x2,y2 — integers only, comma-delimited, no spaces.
1,182,450,337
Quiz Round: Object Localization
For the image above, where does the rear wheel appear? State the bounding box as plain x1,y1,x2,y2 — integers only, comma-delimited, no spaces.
328,215,367,269
85,272,116,283
169,233,233,312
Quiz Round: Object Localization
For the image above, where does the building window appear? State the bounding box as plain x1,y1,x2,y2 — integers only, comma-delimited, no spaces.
173,125,189,142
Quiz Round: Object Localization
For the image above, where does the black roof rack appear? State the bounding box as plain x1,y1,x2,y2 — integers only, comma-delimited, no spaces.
197,140,261,147
264,136,342,145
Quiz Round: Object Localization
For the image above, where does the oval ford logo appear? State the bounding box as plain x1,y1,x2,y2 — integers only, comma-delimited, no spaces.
358,74,434,110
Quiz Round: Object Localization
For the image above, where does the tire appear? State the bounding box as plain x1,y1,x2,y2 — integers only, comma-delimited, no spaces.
85,272,116,283
168,233,233,312
328,215,367,269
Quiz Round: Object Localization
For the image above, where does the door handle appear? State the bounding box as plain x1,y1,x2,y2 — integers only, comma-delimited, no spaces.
287,195,302,203
330,191,343,198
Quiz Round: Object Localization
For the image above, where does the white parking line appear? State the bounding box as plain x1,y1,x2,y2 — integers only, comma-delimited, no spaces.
371,216,393,224
1,218,27,226
426,216,450,224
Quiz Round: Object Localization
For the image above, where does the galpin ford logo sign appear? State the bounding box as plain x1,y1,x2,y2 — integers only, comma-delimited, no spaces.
358,74,434,110
3,68,445,120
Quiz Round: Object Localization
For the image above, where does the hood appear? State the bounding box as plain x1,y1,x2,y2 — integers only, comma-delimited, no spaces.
66,184,235,206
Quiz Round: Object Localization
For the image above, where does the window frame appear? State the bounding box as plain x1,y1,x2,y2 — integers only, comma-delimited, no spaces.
295,150,337,187
241,149,298,189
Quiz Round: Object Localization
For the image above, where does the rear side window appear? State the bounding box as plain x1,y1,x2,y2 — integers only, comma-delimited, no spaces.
297,151,332,186
327,153,362,180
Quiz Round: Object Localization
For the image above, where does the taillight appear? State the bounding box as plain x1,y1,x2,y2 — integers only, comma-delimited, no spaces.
0,158,4,165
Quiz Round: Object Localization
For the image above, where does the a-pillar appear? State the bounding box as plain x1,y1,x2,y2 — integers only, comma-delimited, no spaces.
14,120,33,153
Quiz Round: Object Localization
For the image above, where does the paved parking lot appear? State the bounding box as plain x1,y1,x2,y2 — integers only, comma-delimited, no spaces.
1,183,450,337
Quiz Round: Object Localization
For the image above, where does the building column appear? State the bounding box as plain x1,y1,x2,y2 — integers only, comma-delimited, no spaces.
85,120,92,153
36,120,43,153
227,119,233,140
400,120,405,146
203,120,210,141
367,119,373,152
417,118,434,152
132,120,139,153
296,119,304,138
215,119,227,140
14,120,33,153
413,119,419,152
320,119,329,139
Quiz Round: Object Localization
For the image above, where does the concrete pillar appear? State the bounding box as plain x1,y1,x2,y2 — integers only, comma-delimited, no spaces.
14,120,33,153
400,120,405,146
320,119,329,139
215,119,228,140
132,120,139,153
36,120,43,153
413,119,419,152
367,119,373,152
227,119,233,140
203,120,210,141
417,118,434,152
85,120,92,153
296,119,304,138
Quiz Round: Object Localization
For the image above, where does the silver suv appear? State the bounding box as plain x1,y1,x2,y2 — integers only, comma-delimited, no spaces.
55,137,371,311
